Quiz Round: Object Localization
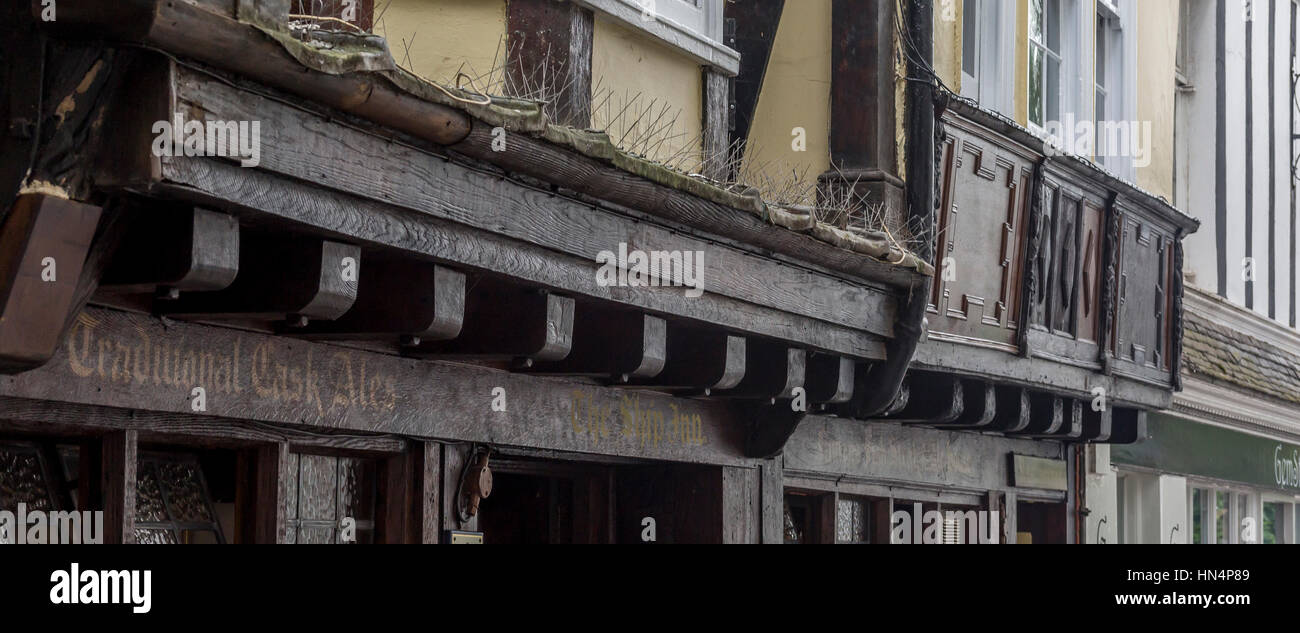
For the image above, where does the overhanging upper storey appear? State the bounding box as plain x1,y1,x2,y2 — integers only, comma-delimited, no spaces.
908,97,1199,437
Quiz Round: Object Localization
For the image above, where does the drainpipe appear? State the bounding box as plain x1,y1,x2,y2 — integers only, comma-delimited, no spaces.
842,0,937,420
748,0,938,456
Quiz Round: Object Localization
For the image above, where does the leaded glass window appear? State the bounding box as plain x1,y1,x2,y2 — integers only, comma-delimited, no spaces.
134,453,225,544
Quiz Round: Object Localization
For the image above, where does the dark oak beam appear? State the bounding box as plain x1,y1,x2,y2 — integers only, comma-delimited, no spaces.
525,307,666,382
743,403,805,459
1080,406,1112,442
376,451,410,544
286,258,464,344
165,63,908,334
99,206,239,296
837,368,913,420
715,340,805,401
506,0,594,128
988,387,1032,433
1031,399,1084,439
408,441,441,544
825,0,904,218
626,326,745,394
408,277,574,364
930,380,998,429
159,232,359,324
886,373,964,425
0,194,102,373
1010,393,1064,436
235,441,289,544
1103,408,1148,444
804,354,855,405
100,430,137,544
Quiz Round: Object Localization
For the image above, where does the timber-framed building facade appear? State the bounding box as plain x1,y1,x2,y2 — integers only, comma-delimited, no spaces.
0,0,1193,544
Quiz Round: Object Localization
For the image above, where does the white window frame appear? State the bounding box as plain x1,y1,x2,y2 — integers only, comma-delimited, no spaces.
961,0,1017,116
575,0,739,76
1028,0,1068,130
1092,0,1136,180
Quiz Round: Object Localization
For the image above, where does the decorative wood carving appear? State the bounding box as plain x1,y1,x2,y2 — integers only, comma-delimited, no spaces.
929,127,1030,348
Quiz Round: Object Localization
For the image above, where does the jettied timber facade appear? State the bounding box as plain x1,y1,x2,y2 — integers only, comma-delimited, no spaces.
0,0,1194,544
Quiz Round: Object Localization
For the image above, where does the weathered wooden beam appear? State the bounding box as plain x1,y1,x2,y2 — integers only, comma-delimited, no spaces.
1079,406,1112,442
506,0,593,128
837,367,915,420
48,0,472,147
376,451,409,544
1104,408,1148,444
887,373,964,424
3,307,753,466
1030,398,1084,439
525,307,666,382
988,386,1032,433
167,62,915,324
408,441,441,544
0,396,406,453
1010,393,1064,436
702,69,732,181
0,194,102,373
99,206,239,296
286,258,464,344
743,403,806,459
159,231,359,324
100,430,137,544
408,278,574,364
804,354,855,405
626,326,745,394
157,158,888,361
715,340,804,401
825,0,904,219
930,380,998,429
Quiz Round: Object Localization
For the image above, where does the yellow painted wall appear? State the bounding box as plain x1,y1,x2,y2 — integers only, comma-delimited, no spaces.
590,16,704,170
742,0,832,204
374,0,507,90
933,0,964,92
1134,0,1178,200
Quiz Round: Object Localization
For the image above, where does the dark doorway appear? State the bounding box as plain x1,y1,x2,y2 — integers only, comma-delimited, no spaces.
476,457,611,544
1016,500,1067,544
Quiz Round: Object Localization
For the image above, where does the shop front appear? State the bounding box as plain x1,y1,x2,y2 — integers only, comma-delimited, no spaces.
1110,414,1300,544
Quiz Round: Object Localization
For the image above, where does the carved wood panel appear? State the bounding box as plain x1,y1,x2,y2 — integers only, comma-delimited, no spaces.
1027,180,1104,344
1114,211,1176,371
930,130,1030,348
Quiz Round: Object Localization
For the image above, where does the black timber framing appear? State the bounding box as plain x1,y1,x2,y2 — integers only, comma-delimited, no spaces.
724,0,784,166
506,0,594,129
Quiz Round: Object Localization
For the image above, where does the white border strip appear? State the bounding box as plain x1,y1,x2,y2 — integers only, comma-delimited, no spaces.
574,0,742,76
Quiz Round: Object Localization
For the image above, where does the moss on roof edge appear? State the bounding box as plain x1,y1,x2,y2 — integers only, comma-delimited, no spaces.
248,18,933,277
